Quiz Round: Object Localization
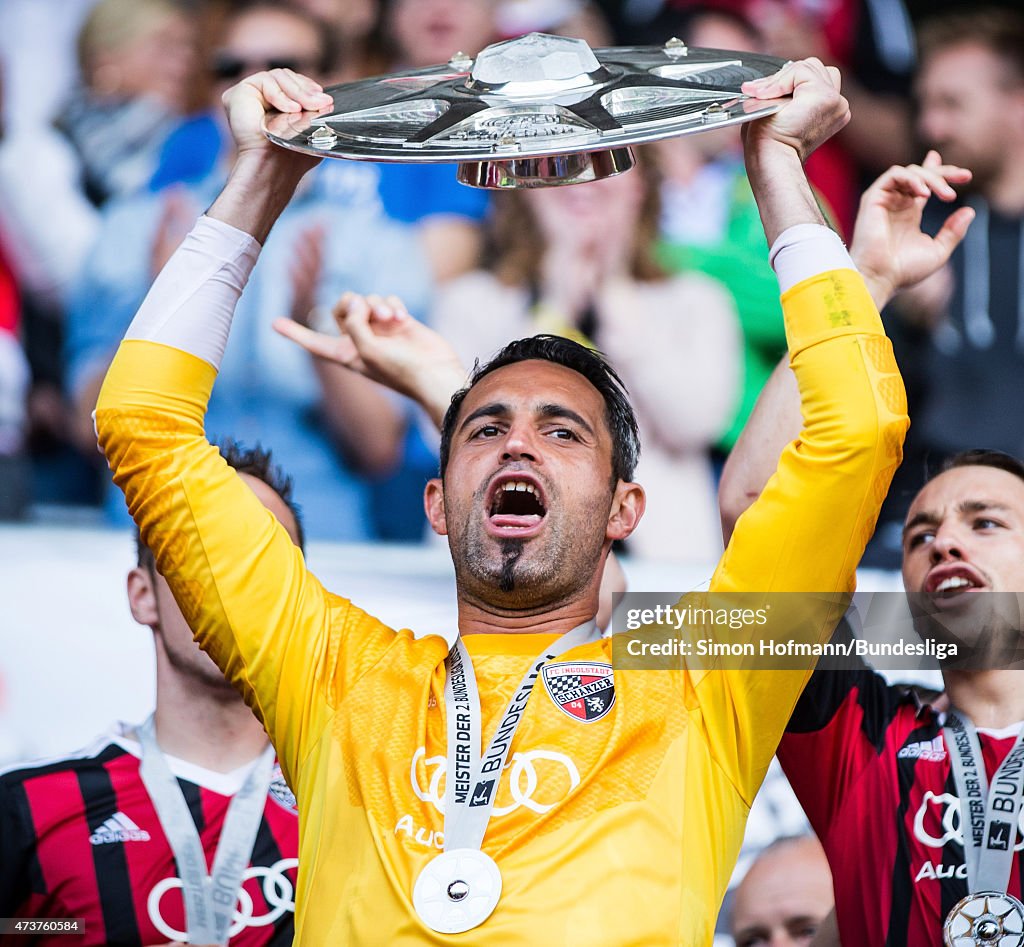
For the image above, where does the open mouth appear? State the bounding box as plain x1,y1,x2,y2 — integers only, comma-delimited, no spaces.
926,567,984,600
487,477,548,535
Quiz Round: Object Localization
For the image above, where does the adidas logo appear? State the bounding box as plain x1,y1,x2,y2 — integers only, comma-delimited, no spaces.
89,812,152,845
897,737,946,762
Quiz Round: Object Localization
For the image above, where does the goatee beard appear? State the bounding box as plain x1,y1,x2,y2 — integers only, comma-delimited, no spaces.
499,539,523,594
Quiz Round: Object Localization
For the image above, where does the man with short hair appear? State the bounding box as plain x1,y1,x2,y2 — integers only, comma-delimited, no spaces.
93,59,907,943
912,7,1024,451
0,442,302,946
764,453,1024,945
718,165,1024,939
730,835,835,947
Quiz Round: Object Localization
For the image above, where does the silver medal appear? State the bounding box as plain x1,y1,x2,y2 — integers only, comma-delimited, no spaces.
410,622,599,934
944,891,1024,947
413,848,503,934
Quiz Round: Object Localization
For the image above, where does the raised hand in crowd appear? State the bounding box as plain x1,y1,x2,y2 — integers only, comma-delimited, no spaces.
719,154,975,542
850,150,975,311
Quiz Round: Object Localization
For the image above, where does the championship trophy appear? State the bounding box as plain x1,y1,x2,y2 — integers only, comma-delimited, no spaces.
263,31,787,189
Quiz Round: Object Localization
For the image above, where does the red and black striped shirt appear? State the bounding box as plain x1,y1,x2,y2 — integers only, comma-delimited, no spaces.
779,666,1024,946
0,726,297,946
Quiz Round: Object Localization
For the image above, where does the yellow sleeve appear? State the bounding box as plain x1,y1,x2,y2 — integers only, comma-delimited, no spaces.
94,339,407,790
697,268,909,804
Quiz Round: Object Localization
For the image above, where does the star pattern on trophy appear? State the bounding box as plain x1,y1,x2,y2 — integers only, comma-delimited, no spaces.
264,33,786,188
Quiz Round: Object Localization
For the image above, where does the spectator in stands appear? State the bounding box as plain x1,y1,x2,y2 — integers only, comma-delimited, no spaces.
730,835,835,947
296,155,741,561
0,0,198,513
494,0,615,46
745,0,917,238
623,0,916,237
66,3,432,541
286,0,380,79
654,8,786,458
881,11,1024,533
0,0,95,138
0,442,301,943
0,231,29,520
0,0,197,308
338,0,498,282
148,2,335,194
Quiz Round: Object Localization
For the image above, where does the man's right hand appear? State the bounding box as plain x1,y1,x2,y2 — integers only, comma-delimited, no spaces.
221,68,332,170
208,70,333,243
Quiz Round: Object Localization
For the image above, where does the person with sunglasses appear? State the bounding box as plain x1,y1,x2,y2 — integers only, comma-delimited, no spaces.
149,1,334,193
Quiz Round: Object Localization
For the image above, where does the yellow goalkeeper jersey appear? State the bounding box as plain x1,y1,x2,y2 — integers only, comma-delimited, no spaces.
96,270,907,945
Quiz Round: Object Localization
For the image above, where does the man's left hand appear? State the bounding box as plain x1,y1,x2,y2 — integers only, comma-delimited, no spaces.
740,58,850,162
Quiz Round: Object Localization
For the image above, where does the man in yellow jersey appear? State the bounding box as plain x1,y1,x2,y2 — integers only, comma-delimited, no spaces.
94,62,908,944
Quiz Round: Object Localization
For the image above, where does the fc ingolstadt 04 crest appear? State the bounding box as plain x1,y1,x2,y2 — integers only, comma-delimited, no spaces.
542,662,615,722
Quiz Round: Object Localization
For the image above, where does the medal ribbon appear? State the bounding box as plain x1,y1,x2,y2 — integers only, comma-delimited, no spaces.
944,710,1024,893
441,621,602,852
137,716,276,944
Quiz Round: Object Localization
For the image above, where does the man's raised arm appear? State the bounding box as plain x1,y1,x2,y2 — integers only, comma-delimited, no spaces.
208,72,329,241
93,72,405,788
718,151,974,544
689,61,909,802
704,58,908,597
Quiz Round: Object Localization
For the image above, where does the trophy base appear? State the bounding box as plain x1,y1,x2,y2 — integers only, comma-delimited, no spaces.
456,147,635,189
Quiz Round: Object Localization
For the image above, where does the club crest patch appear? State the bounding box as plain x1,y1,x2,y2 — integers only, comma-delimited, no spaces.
542,662,615,722
269,763,298,813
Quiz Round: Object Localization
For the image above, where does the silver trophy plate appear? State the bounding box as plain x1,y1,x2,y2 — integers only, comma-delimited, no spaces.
263,32,786,188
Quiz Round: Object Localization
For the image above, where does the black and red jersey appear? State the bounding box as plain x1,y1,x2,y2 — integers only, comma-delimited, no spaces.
0,725,298,946
779,665,1024,946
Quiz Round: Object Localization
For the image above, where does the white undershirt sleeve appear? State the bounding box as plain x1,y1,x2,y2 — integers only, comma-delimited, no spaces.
124,215,262,371
769,223,857,294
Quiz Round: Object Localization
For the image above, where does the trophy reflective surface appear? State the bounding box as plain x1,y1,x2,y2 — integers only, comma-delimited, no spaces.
263,32,787,188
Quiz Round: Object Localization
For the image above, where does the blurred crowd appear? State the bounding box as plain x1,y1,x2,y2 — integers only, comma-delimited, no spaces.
0,0,1022,566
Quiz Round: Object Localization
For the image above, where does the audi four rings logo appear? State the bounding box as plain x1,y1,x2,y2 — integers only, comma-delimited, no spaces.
147,858,298,941
913,791,1024,850
410,746,580,815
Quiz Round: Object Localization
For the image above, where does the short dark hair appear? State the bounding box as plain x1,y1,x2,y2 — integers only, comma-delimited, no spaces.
937,448,1024,484
136,439,304,571
438,335,641,485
